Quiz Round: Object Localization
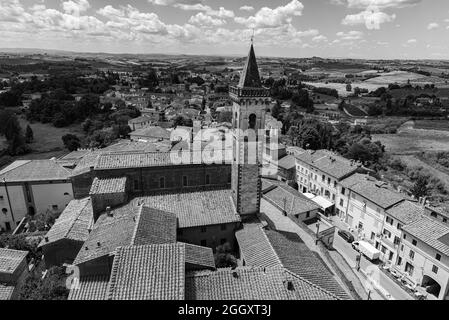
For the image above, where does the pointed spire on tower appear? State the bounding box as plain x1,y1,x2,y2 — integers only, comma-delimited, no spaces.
238,41,262,89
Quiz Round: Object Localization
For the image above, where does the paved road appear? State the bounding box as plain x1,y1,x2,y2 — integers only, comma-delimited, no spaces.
332,220,414,300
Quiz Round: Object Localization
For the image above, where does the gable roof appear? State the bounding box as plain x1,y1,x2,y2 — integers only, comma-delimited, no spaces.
39,198,93,248
238,44,262,88
73,204,138,266
185,266,341,300
264,230,350,300
135,189,240,228
131,206,177,246
107,244,185,300
0,284,15,300
386,200,424,225
262,179,319,215
402,215,449,257
130,126,171,140
341,174,404,209
0,160,72,182
235,222,281,268
278,155,296,170
294,150,360,180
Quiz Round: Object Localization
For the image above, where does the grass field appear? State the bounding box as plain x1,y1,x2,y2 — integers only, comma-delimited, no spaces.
0,116,85,162
413,120,449,131
373,121,449,154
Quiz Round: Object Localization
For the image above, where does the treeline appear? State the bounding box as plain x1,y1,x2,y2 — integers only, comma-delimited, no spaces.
284,118,385,167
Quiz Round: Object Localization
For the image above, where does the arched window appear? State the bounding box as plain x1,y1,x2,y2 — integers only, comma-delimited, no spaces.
248,114,257,130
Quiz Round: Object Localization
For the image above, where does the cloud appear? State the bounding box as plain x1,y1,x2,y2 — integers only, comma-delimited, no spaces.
235,0,304,29
342,5,396,29
332,0,421,9
188,12,226,27
62,0,91,15
336,30,364,40
427,22,439,30
240,5,254,12
148,0,235,18
312,35,328,42
407,38,417,43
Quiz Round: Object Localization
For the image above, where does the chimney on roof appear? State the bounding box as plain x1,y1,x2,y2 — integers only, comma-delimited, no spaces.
97,242,101,247
45,237,49,243
232,271,239,279
106,206,112,217
286,281,294,291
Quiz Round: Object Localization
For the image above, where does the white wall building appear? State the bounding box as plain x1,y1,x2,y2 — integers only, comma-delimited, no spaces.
0,160,74,232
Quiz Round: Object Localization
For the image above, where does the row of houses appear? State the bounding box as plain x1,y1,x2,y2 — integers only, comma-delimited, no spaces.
267,145,449,300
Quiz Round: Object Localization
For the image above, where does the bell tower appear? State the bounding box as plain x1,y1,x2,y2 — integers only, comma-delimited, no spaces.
229,43,271,218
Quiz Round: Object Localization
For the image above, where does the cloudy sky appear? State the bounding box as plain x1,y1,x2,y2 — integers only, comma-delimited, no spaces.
0,0,448,59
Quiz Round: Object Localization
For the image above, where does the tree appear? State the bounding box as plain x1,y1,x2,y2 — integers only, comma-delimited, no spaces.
214,243,237,268
271,101,282,119
18,266,69,300
411,175,431,199
25,125,34,143
62,134,81,151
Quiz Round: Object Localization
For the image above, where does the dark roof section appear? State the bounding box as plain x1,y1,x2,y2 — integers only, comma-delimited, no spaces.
238,44,262,89
73,204,138,266
184,243,216,270
131,206,177,246
264,230,350,299
107,244,185,300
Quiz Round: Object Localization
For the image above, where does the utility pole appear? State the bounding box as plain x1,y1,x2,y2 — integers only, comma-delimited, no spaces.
3,178,16,225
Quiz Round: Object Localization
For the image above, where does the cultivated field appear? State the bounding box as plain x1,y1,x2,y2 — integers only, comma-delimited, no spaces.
413,120,449,131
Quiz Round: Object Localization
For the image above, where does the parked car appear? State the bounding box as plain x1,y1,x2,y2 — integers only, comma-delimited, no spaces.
338,230,354,243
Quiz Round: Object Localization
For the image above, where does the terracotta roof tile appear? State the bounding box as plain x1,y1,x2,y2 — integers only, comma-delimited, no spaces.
131,206,177,246
0,284,15,300
0,249,28,275
107,244,185,300
0,160,72,182
183,243,215,270
89,177,127,195
68,275,109,300
402,215,449,256
135,189,240,228
39,198,93,247
386,200,424,225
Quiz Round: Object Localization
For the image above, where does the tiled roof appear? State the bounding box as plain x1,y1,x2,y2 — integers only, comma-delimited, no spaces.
128,115,151,124
130,126,171,140
101,140,171,153
262,179,320,215
131,206,177,246
341,174,404,209
277,155,296,170
59,150,91,162
294,150,360,180
95,150,231,170
39,198,93,247
67,275,110,300
135,189,240,228
0,284,15,300
73,204,138,266
71,150,102,176
264,230,350,300
402,215,449,257
107,244,185,300
184,243,215,270
185,266,340,300
0,160,72,182
386,200,424,225
89,177,127,195
235,222,281,268
0,248,28,275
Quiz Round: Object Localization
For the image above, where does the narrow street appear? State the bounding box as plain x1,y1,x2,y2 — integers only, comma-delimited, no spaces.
331,218,414,300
